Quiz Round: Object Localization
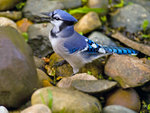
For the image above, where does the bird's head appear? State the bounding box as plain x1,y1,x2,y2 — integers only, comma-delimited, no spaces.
41,9,77,27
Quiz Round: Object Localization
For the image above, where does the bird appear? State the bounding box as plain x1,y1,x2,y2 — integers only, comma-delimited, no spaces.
41,9,138,74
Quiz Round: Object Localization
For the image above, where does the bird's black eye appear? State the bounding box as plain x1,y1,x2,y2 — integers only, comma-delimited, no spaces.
53,17,60,20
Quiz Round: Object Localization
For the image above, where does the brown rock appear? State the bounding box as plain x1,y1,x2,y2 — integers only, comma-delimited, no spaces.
105,54,150,88
57,73,97,88
106,88,141,112
74,12,101,34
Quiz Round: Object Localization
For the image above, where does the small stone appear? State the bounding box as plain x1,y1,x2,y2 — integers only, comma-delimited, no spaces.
0,11,22,20
0,17,18,31
102,105,137,113
31,86,102,113
88,0,108,9
88,31,117,46
0,106,8,113
72,80,117,94
27,23,53,57
37,68,53,87
105,88,140,112
74,12,101,34
21,104,52,113
105,54,150,88
16,18,33,32
57,73,97,88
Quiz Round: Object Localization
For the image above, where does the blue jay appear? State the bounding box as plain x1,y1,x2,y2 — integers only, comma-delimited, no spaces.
41,9,138,74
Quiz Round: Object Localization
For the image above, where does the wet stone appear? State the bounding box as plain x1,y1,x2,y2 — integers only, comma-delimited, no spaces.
71,80,117,94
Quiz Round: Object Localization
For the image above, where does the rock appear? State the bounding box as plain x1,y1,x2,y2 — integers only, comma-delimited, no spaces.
27,23,53,57
72,80,117,94
31,86,102,113
37,68,53,87
57,73,97,88
111,4,150,33
105,54,150,88
23,0,64,21
0,11,22,20
55,0,82,9
0,17,18,31
111,32,150,56
21,104,52,113
16,18,33,32
102,105,137,113
74,12,101,34
48,53,104,77
88,0,108,9
0,26,39,108
0,0,20,11
88,31,117,46
34,56,45,68
23,0,81,21
124,0,150,13
48,53,73,77
105,88,140,112
0,106,9,113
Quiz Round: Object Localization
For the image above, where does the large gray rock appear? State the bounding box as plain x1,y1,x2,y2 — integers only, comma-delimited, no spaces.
27,23,53,57
0,0,21,11
0,26,39,108
32,86,102,113
111,4,150,33
124,0,150,13
88,31,117,46
23,0,81,21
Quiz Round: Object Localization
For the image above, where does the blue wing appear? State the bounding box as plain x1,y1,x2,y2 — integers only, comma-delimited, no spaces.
64,32,138,56
64,32,87,54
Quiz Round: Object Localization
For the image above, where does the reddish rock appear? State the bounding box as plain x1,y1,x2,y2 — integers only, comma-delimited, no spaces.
16,18,33,32
106,88,141,112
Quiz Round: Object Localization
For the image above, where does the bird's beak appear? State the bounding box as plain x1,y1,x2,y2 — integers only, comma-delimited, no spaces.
40,12,52,22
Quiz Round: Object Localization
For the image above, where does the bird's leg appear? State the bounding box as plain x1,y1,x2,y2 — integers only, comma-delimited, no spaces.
52,60,68,67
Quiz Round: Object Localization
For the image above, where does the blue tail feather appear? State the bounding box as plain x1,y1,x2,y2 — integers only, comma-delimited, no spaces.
103,46,138,55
